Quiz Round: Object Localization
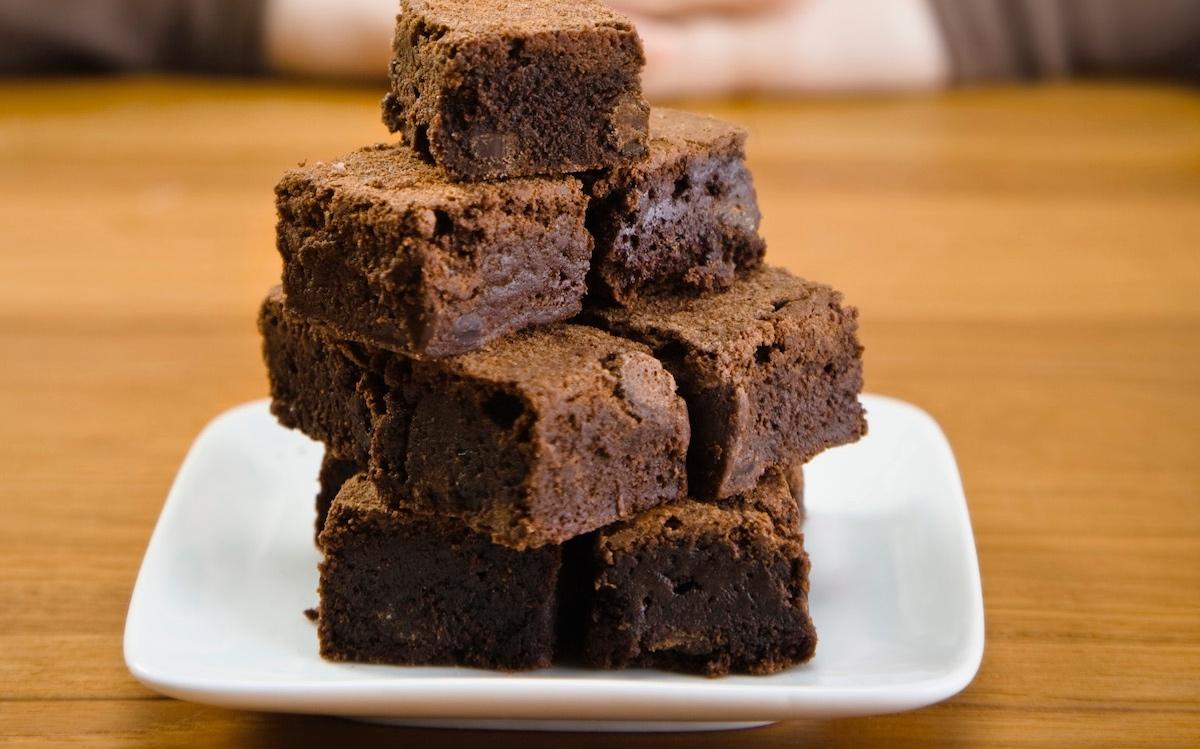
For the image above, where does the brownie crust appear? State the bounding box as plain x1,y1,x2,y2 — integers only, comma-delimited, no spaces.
382,0,649,180
318,474,560,670
579,470,817,676
585,109,765,304
261,290,691,549
276,143,591,357
587,265,866,499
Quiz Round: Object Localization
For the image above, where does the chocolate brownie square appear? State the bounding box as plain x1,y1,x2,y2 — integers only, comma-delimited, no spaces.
585,109,765,304
400,324,691,548
276,143,591,357
578,469,816,676
259,290,691,549
317,474,560,670
381,0,649,180
588,266,866,499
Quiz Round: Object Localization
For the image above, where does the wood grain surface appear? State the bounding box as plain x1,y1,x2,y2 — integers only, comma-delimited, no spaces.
0,79,1197,747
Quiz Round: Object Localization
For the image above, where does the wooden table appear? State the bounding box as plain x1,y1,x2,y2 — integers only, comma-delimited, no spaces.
1,80,1197,747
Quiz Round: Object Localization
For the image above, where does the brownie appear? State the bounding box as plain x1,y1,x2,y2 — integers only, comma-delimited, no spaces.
315,453,358,542
259,287,380,466
577,470,816,676
587,266,866,500
276,143,591,357
585,109,765,304
317,474,561,670
381,0,649,180
260,290,691,549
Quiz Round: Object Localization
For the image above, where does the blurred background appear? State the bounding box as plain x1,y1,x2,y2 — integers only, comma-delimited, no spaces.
1,1,1198,746
5,0,1199,90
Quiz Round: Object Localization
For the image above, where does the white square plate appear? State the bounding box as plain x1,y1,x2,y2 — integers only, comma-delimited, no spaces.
125,394,983,732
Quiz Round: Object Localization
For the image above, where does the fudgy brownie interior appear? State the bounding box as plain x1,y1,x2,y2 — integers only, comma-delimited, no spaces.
318,474,562,670
314,464,813,675
575,469,817,676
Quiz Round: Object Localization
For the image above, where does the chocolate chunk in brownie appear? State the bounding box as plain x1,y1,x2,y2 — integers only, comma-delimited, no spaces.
317,474,561,670
578,470,816,676
315,453,359,542
276,143,591,357
587,266,866,499
585,109,765,304
381,0,649,180
259,290,691,549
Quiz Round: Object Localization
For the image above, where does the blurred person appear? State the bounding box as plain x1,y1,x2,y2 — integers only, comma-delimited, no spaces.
1,0,1197,96
614,0,1200,96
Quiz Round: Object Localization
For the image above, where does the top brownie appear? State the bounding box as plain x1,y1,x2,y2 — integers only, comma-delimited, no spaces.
276,143,591,357
382,0,649,180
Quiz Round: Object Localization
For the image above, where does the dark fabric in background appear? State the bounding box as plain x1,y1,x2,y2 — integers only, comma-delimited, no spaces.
0,0,1197,82
0,0,265,74
931,0,1200,83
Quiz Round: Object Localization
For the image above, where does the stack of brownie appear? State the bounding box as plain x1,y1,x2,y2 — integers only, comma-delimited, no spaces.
259,0,866,676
